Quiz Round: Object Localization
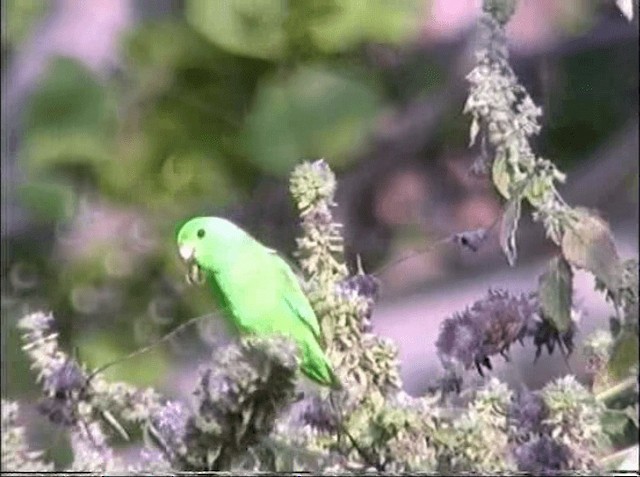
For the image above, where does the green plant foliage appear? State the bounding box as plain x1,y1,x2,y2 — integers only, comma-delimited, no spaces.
498,197,521,266
462,0,637,464
561,209,623,292
601,409,631,441
625,404,639,430
2,0,50,48
18,58,114,225
609,331,639,380
186,0,289,60
583,329,615,395
464,2,636,419
491,149,511,200
541,376,607,469
538,256,573,333
21,57,115,178
185,0,424,60
17,180,76,223
245,67,383,176
108,21,270,208
302,0,425,54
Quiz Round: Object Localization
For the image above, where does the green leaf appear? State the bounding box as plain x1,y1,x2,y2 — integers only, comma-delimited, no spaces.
499,198,521,267
561,209,624,292
116,22,265,205
608,330,639,380
17,180,76,222
244,67,382,176
307,0,425,54
524,176,553,208
3,0,50,47
491,151,511,199
601,409,630,439
538,256,573,332
186,0,287,60
21,57,114,178
624,404,639,429
20,131,112,178
185,0,424,59
24,57,110,136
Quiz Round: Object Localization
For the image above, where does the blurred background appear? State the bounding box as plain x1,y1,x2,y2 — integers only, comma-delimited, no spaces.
1,0,638,465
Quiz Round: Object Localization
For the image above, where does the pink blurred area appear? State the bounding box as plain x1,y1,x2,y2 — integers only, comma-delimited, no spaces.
6,0,133,111
422,0,591,53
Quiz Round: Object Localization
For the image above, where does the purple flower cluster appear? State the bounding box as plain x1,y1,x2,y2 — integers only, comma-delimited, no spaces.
38,359,87,426
301,395,338,433
435,289,575,377
149,400,190,463
336,272,381,326
507,388,580,474
338,273,380,303
508,389,548,438
180,336,298,470
513,435,571,474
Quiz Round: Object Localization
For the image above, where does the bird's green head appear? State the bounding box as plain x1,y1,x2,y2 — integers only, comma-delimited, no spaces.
176,216,247,281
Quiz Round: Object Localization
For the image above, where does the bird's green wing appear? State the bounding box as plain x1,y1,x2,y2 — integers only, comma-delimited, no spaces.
267,248,322,341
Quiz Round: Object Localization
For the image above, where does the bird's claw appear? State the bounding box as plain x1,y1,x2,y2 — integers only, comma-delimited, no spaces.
186,262,205,286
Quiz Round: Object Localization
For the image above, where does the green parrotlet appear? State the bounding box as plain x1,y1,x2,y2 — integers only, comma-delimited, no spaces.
176,216,341,389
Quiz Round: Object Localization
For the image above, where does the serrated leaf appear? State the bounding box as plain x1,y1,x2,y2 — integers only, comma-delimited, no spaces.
524,176,552,208
624,404,639,429
499,198,521,267
491,151,511,199
608,330,639,380
601,409,630,438
561,209,624,291
538,256,573,332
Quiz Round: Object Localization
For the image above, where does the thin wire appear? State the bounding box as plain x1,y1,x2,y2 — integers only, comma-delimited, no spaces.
86,310,221,383
371,211,503,278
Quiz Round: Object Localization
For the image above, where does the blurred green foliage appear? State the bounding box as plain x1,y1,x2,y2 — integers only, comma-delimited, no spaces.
20,57,114,220
185,0,425,60
244,66,383,175
1,0,50,51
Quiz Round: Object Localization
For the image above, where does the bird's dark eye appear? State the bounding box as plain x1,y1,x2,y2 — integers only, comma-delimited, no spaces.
197,229,205,239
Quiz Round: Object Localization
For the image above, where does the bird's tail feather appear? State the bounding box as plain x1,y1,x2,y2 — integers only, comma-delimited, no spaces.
324,360,343,391
302,342,343,390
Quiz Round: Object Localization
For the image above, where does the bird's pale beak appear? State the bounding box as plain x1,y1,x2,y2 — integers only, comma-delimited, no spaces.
179,245,195,262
